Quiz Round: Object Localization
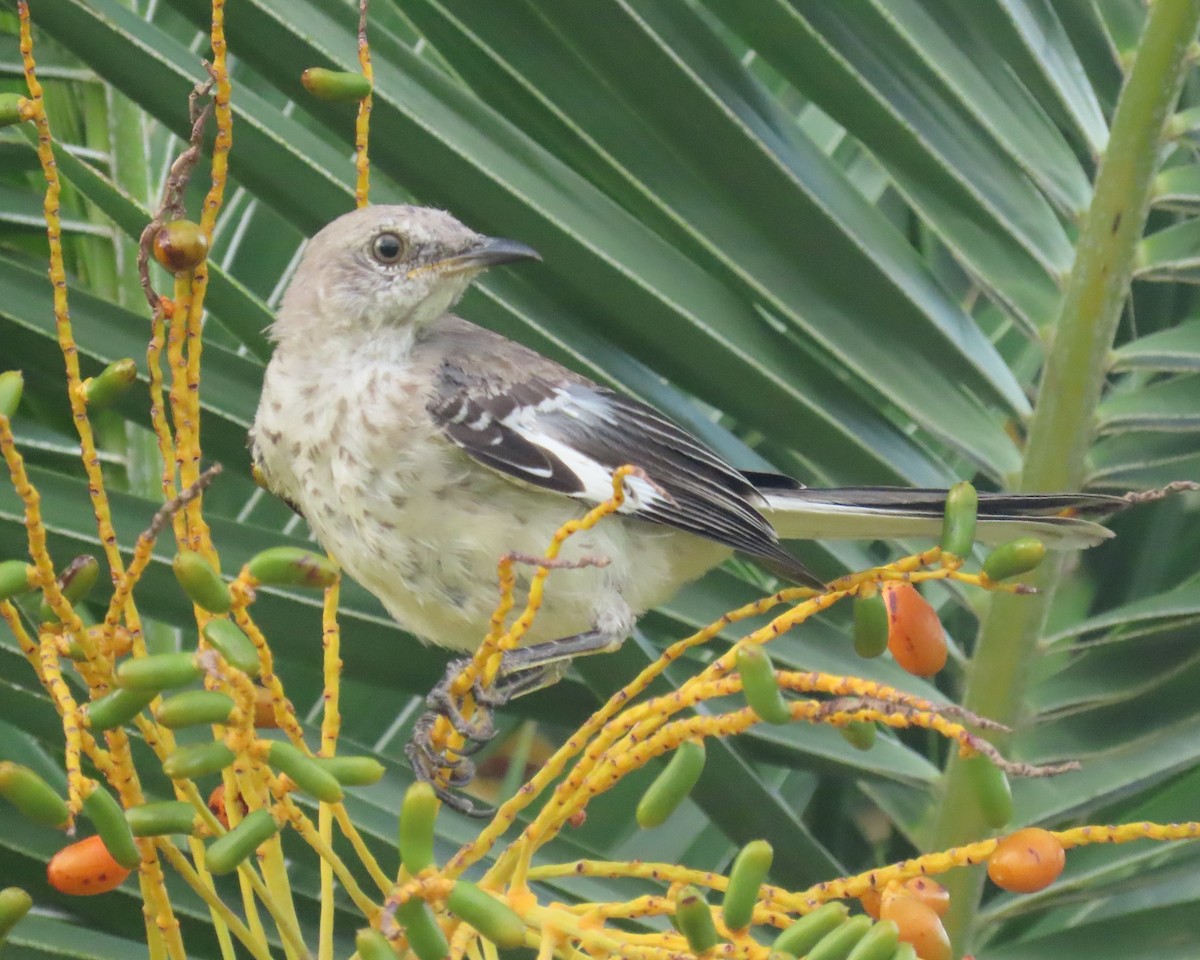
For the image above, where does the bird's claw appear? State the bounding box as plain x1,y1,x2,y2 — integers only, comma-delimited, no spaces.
424,658,505,745
404,657,521,818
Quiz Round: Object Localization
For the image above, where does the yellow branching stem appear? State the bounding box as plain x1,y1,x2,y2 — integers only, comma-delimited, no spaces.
355,0,373,207
155,841,275,960
17,5,126,592
229,581,309,745
179,0,233,558
6,7,1200,960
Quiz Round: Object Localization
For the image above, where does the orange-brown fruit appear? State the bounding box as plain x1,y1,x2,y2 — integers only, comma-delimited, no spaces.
881,582,947,676
207,783,228,828
899,877,950,917
880,895,951,960
987,827,1065,893
152,220,208,273
205,783,249,830
47,835,132,896
863,877,949,923
253,687,279,728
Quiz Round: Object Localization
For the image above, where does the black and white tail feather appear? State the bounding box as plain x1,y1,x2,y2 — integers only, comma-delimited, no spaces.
427,322,1124,591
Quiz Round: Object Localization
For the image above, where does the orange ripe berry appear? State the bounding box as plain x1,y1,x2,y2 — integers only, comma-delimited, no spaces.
858,885,882,919
208,784,228,829
207,782,248,830
900,876,950,917
880,895,951,960
47,835,132,896
881,582,947,677
988,827,1065,893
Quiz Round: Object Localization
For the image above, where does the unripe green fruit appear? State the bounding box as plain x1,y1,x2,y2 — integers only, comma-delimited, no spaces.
844,920,899,960
939,482,978,558
267,741,344,803
771,903,850,956
246,547,338,588
155,690,236,728
201,619,259,675
83,785,140,869
721,840,773,931
840,721,877,752
356,928,399,960
0,887,32,944
394,901,450,960
116,652,202,691
399,781,439,874
0,94,29,128
39,555,100,623
853,592,889,659
806,914,872,960
673,885,720,954
982,537,1046,581
737,644,791,724
174,551,231,614
0,370,23,418
318,756,385,786
446,882,525,949
86,687,157,731
962,756,1014,829
205,809,280,874
0,762,69,828
86,359,138,409
301,67,372,101
636,739,706,829
0,560,35,602
162,741,236,780
126,801,198,837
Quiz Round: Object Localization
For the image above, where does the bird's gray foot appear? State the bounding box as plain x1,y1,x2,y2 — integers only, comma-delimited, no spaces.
406,629,625,817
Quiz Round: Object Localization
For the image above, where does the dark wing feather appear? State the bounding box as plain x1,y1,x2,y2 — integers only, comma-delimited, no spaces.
772,486,1127,518
427,371,820,585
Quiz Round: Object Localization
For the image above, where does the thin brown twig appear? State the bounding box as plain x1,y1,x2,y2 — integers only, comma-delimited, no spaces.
137,78,214,313
145,462,223,542
1121,480,1199,505
503,552,612,571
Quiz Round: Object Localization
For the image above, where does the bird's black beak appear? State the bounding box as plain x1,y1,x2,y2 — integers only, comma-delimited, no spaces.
463,236,542,267
434,237,541,276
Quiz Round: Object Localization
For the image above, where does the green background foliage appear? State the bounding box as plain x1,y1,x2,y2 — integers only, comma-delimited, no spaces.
1,1,1199,957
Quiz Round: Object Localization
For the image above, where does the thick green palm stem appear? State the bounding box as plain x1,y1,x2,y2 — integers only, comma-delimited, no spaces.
930,1,1200,952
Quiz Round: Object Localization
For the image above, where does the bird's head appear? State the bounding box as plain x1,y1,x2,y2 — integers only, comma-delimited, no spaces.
272,205,539,343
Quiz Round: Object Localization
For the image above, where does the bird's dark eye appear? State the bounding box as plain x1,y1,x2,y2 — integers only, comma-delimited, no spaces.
371,232,406,265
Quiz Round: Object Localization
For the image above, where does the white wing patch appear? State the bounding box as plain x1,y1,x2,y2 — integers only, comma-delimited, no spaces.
499,388,661,511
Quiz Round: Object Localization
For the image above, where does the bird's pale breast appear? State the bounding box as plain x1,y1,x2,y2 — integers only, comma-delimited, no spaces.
253,352,727,652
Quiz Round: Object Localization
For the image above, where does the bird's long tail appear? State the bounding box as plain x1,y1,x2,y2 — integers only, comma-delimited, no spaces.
755,483,1125,550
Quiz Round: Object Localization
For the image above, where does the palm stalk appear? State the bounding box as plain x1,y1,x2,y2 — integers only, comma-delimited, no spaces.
930,0,1200,948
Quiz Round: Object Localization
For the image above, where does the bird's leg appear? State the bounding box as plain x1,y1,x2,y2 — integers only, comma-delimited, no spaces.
495,628,626,674
407,628,625,816
421,629,623,748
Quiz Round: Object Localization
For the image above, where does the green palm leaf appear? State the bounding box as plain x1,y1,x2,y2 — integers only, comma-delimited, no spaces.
1,2,1197,958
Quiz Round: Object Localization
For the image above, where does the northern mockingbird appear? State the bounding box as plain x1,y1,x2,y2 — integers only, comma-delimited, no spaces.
251,205,1121,792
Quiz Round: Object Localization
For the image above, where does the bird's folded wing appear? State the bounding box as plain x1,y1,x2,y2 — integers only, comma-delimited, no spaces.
426,370,818,581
